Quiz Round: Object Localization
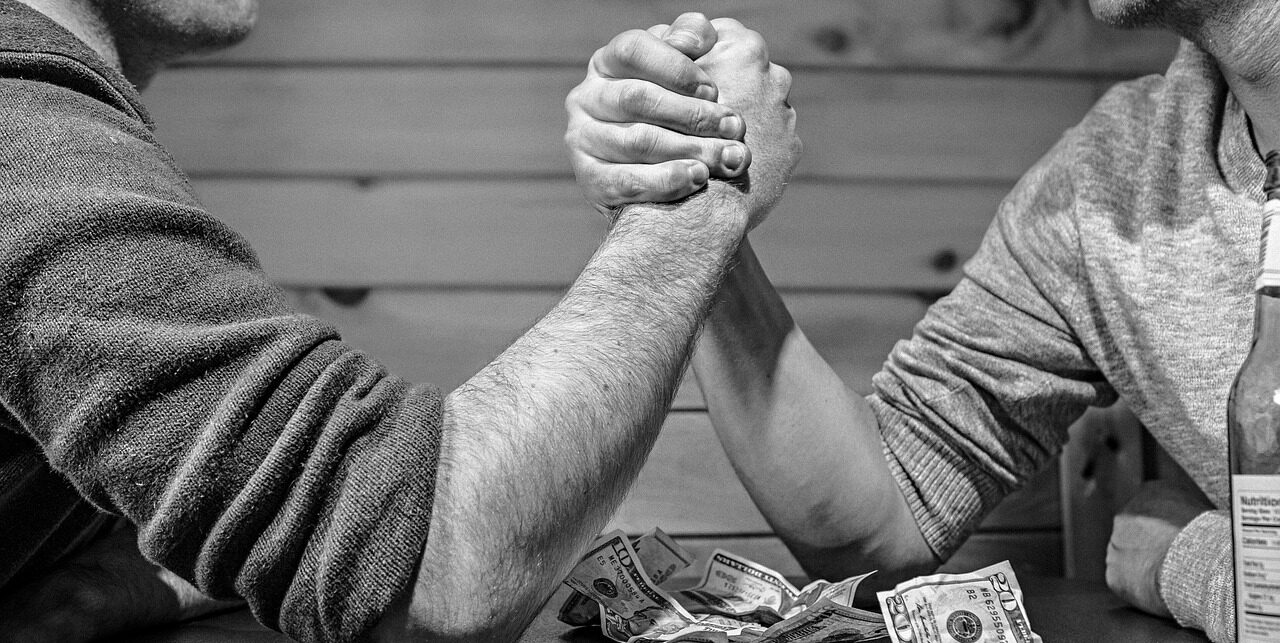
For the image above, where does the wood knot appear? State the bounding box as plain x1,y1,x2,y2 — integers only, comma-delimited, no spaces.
930,249,959,273
949,0,1045,44
811,26,850,54
321,287,371,308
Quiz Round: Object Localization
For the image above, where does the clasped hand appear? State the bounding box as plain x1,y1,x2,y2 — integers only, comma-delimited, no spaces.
1105,479,1213,618
565,12,801,229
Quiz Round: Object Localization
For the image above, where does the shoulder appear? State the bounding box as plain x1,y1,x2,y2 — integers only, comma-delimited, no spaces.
0,75,262,276
990,40,1222,250
1055,39,1224,198
0,75,199,210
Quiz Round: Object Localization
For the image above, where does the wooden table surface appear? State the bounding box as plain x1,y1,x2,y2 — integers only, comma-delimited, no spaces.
106,575,1209,642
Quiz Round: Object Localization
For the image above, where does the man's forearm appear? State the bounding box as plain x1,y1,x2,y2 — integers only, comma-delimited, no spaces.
377,183,749,640
691,240,937,593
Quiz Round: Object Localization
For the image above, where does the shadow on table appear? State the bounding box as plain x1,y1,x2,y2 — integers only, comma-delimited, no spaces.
95,608,289,643
92,576,1208,643
1024,577,1208,642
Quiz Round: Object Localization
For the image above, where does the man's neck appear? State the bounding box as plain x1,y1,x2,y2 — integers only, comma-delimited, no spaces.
1188,3,1280,156
15,0,119,70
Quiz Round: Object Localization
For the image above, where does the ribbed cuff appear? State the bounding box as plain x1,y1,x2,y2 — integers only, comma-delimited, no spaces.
869,394,996,558
1158,510,1234,643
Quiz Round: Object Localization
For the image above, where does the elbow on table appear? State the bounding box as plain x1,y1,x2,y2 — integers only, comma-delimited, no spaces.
791,538,935,582
783,515,940,591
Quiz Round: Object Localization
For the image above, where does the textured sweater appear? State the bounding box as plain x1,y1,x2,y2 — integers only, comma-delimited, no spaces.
0,3,443,641
870,39,1250,641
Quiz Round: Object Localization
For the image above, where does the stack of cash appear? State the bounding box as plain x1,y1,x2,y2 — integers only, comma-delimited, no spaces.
559,529,886,642
876,562,1042,643
560,530,1043,643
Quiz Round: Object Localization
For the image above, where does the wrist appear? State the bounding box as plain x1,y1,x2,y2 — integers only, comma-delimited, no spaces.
615,180,750,244
572,180,748,329
1158,510,1233,638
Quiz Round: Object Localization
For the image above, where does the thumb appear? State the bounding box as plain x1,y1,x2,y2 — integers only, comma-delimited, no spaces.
661,12,717,58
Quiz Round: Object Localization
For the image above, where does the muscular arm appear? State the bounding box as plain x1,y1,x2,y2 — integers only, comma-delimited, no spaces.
377,16,801,639
691,242,938,594
567,12,1112,609
374,185,750,641
564,13,936,594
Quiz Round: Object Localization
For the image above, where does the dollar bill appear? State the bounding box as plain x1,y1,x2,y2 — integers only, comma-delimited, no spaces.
673,551,877,627
877,561,1041,643
560,529,1050,643
671,549,803,625
618,612,772,643
695,613,769,639
787,571,877,617
562,531,696,640
560,528,696,627
558,591,604,628
757,597,889,642
635,528,698,587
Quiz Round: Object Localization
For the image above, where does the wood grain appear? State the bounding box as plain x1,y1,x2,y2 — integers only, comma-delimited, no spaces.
281,288,927,408
192,0,1177,76
146,68,1099,182
204,179,1008,290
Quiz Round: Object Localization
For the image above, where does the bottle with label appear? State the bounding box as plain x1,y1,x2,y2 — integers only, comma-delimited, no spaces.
1230,149,1280,642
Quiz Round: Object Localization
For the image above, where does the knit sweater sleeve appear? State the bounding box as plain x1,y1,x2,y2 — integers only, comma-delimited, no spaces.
1160,510,1234,642
868,127,1116,557
0,79,442,641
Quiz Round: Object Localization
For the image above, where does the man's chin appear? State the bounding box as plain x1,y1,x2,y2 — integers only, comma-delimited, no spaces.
192,19,256,53
187,0,259,51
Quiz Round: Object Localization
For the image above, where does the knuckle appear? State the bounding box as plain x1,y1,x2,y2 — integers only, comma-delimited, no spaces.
564,119,600,152
712,17,746,32
615,81,650,114
744,32,769,62
776,64,794,89
622,126,660,158
564,83,587,111
587,45,611,76
685,102,712,134
563,127,583,152
654,175,677,197
594,174,622,203
587,45,606,67
612,174,647,202
609,30,650,68
672,66,704,95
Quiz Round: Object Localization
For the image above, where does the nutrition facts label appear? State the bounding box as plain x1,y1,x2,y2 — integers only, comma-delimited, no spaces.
1235,475,1280,642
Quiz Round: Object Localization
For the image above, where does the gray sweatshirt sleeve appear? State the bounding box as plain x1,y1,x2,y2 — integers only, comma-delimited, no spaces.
1,78,443,643
868,130,1117,557
1160,510,1234,642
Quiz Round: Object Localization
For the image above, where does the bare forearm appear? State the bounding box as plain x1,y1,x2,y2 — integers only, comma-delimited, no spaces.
691,240,936,592
378,184,749,640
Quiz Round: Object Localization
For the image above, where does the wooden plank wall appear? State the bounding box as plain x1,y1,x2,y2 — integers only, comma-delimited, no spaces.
143,1,1179,582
